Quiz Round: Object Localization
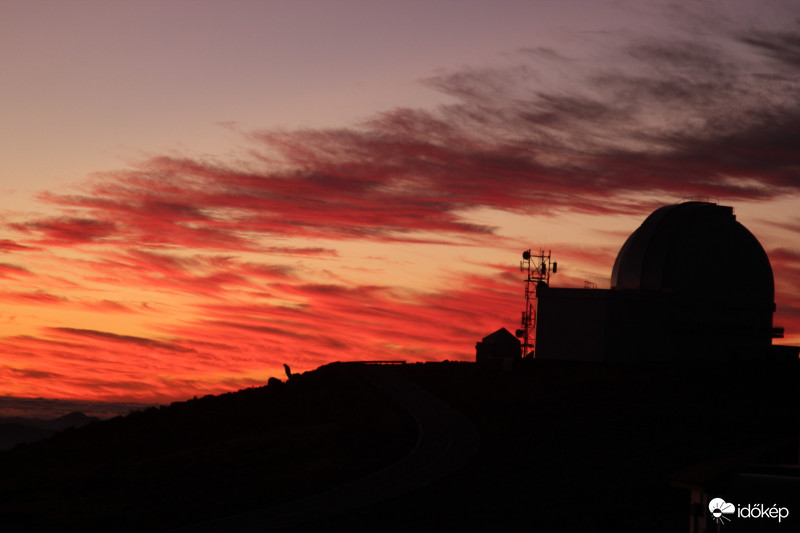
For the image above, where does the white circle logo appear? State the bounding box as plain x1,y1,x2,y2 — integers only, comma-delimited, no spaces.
709,498,736,524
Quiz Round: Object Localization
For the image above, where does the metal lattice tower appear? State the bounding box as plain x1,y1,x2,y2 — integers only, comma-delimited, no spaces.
516,249,556,358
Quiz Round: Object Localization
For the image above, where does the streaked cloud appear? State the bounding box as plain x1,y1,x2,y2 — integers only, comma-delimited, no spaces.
10,217,116,244
48,327,197,353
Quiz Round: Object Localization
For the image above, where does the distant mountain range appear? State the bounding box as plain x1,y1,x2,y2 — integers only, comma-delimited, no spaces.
0,395,153,420
0,411,100,450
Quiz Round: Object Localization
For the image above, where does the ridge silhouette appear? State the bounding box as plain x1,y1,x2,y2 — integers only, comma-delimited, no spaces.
0,361,798,532
171,364,478,532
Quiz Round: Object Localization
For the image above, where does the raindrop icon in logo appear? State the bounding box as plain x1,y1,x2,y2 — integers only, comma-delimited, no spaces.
709,498,736,524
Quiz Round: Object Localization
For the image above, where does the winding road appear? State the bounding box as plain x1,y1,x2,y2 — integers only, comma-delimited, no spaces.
171,365,479,532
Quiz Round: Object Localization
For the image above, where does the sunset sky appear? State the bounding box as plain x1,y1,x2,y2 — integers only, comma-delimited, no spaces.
2,0,799,402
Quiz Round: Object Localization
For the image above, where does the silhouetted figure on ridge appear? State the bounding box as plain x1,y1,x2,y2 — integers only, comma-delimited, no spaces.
284,364,293,380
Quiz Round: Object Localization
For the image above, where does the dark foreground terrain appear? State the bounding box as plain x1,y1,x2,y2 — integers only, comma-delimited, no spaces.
0,360,798,532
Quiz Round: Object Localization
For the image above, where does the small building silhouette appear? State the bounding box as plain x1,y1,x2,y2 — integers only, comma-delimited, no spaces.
535,201,797,361
476,328,521,365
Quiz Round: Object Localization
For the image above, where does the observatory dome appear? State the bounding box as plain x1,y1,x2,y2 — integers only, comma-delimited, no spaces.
610,201,774,306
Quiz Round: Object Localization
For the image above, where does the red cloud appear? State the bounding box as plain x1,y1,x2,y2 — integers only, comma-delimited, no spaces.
0,291,67,304
47,327,197,353
10,217,116,244
0,240,36,252
0,263,33,279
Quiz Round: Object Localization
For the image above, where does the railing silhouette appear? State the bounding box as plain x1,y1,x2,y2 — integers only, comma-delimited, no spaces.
680,196,719,205
340,360,407,365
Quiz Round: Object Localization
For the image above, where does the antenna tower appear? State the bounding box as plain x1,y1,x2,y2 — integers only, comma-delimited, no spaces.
516,249,556,358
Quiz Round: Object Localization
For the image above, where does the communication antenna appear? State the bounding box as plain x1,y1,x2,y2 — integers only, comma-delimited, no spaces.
516,249,556,358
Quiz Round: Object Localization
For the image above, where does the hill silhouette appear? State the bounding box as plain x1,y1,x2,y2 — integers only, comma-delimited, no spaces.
0,412,100,451
0,360,798,532
0,363,416,532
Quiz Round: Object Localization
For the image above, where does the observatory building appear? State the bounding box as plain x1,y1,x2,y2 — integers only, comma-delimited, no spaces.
535,200,791,361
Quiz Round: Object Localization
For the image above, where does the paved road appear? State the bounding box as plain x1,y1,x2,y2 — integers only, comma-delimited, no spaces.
170,366,479,532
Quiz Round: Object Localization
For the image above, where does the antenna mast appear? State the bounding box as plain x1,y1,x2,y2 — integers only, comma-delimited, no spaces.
516,249,556,358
